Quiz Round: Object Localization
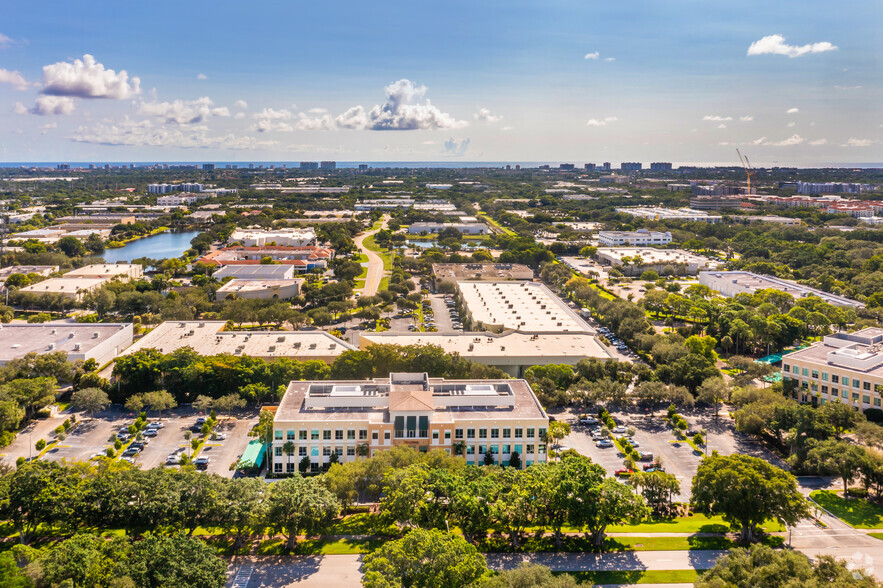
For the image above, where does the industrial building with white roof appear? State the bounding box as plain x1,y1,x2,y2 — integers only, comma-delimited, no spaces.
456,281,591,333
0,323,133,366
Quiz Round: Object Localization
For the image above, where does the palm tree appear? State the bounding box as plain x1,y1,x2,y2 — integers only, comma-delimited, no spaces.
282,441,295,473
356,443,370,459
452,441,466,457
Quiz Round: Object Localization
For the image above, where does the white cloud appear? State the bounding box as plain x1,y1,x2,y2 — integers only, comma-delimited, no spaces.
137,96,230,124
739,116,754,122
703,115,732,122
41,54,140,99
307,107,328,115
586,116,618,127
253,107,292,120
763,134,804,146
443,137,470,156
841,138,874,147
295,111,335,131
360,79,467,130
234,99,248,109
196,73,208,80
786,107,799,114
751,137,767,145
809,139,827,146
234,112,245,120
0,68,29,90
501,126,514,131
747,34,838,58
70,116,277,149
584,52,600,60
717,123,727,129
12,102,27,115
604,57,615,62
334,106,369,130
39,122,57,135
0,33,13,47
474,107,502,123
31,95,76,115
250,107,295,132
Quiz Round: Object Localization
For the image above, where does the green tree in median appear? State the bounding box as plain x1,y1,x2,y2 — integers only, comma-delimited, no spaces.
691,454,808,543
361,528,490,588
264,474,340,551
804,439,869,496
70,387,110,419
125,533,227,588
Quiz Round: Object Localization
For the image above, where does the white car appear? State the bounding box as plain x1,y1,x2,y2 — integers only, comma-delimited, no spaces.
166,454,181,465
214,433,227,441
613,426,627,434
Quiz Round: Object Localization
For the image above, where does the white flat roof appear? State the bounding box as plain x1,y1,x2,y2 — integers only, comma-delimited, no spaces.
0,323,130,363
458,281,591,333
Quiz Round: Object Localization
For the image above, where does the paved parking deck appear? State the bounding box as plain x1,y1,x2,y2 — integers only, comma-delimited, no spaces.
45,416,121,463
135,416,193,470
200,416,260,477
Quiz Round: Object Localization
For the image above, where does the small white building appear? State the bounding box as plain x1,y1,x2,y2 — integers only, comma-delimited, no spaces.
65,264,144,282
216,279,303,300
596,248,716,275
214,265,296,280
229,227,317,247
408,222,490,235
598,229,672,247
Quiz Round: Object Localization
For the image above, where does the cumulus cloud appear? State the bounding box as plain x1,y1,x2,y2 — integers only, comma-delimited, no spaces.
584,52,599,60
474,108,502,123
763,134,804,146
41,54,140,99
70,116,277,149
31,95,76,115
751,137,767,145
841,138,874,147
39,122,57,135
0,68,29,90
358,79,466,130
307,107,328,115
786,107,799,114
717,123,727,129
295,111,335,131
196,73,208,80
739,116,754,122
12,102,27,115
586,116,618,127
137,96,230,124
809,139,827,146
234,99,248,109
604,57,615,62
0,33,13,47
250,108,294,132
747,34,838,58
703,115,732,122
443,137,470,156
234,112,245,120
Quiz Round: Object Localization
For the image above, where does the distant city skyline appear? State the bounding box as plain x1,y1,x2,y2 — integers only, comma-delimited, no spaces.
0,0,880,165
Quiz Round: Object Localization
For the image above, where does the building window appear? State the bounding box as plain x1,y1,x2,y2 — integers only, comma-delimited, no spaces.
432,430,439,441
821,372,828,381
372,431,379,441
274,430,283,440
842,389,849,398
311,430,319,441
491,428,499,439
299,447,307,457
843,377,851,387
478,445,486,455
526,444,534,454
467,428,475,439
864,395,871,404
527,428,535,439
335,430,344,441
347,430,356,440
347,447,355,456
275,446,283,456
538,444,546,454
822,385,828,394
444,431,451,441
466,445,474,455
323,430,332,441
491,445,499,455
299,430,307,441
455,428,464,439
853,393,860,401
323,447,331,456
335,447,343,456
865,382,872,391
384,431,391,440
832,374,839,383
783,364,790,372
502,444,510,454
802,368,809,377
311,447,319,457
811,370,819,380
479,428,487,439
539,427,547,440
876,398,881,407
359,429,368,440
274,463,282,473
515,428,523,438
286,462,294,473
287,430,295,440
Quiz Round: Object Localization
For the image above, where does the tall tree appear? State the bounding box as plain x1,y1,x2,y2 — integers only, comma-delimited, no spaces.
70,387,110,419
264,474,339,551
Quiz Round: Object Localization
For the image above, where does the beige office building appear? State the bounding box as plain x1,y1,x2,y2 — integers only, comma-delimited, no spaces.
782,328,883,409
271,373,550,474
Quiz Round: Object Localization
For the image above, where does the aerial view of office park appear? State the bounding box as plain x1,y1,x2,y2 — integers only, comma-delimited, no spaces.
0,2,881,587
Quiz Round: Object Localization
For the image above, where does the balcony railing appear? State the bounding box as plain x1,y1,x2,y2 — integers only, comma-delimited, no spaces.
394,429,429,439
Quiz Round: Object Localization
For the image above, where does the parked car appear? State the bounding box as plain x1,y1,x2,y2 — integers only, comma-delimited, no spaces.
194,457,210,470
579,416,599,425
146,422,164,429
596,439,614,448
144,429,158,438
639,452,654,461
121,456,135,464
166,454,181,465
612,426,627,434
195,416,207,425
214,432,227,441
614,468,635,477
129,442,147,451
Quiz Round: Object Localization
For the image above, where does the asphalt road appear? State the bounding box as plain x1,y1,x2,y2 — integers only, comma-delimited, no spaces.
353,216,387,298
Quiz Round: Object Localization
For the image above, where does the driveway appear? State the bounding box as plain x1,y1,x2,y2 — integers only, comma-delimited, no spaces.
201,415,259,477
353,216,388,297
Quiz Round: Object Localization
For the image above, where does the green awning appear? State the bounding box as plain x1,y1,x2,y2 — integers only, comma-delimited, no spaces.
238,439,266,469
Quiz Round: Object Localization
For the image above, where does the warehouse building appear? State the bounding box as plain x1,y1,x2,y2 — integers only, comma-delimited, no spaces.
597,230,672,247
229,227,317,247
271,372,550,473
0,323,133,366
216,279,303,300
431,263,533,284
214,265,297,280
596,247,717,276
457,281,592,333
699,271,863,309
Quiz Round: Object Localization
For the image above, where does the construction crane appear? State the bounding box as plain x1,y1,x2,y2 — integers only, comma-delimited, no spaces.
736,149,756,194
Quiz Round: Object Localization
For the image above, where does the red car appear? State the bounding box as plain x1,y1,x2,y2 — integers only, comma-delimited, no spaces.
614,468,635,477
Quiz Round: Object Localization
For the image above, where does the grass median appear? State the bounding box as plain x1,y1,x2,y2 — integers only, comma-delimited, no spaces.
811,490,883,528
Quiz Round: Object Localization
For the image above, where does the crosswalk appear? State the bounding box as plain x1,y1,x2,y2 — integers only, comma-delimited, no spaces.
230,563,254,588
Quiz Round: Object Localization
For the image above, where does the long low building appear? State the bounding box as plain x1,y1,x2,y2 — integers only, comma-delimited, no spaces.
19,277,108,300
213,264,296,280
783,328,883,409
699,271,864,309
596,247,717,275
597,230,672,247
615,207,722,223
431,263,533,283
229,227,317,247
0,323,133,366
198,246,333,272
64,264,144,281
216,279,302,300
121,321,354,362
359,330,613,376
272,372,550,473
408,222,490,235
457,281,592,333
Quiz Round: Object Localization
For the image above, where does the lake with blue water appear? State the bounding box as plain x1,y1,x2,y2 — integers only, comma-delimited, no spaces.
101,231,202,263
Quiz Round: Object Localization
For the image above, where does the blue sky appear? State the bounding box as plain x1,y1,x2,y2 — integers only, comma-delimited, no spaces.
0,0,880,165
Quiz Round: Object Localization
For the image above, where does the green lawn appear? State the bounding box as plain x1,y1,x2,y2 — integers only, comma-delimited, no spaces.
609,514,730,534
477,212,516,236
868,533,883,541
257,537,382,555
561,569,704,585
811,490,883,528
362,234,394,270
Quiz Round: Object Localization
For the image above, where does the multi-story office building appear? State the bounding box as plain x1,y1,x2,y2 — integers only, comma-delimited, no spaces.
597,229,672,247
271,373,550,473
148,183,204,194
202,163,215,171
320,161,336,171
584,163,596,171
621,162,643,172
615,207,722,223
650,162,673,171
782,328,883,409
300,161,319,171
601,162,611,171
559,163,576,171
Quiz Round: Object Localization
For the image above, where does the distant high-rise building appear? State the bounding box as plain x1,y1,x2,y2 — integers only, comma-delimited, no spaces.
515,165,521,170
621,162,642,172
505,164,511,170
202,163,215,171
650,162,673,171
320,161,336,171
358,164,369,171
559,163,576,171
601,162,611,171
584,163,596,171
248,163,255,169
56,163,70,170
88,164,95,170
300,161,319,171
104,164,111,170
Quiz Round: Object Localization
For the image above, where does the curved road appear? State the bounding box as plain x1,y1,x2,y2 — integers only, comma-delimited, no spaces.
353,216,388,298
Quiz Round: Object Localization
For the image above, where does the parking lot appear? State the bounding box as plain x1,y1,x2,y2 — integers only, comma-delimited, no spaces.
428,293,458,331
554,406,765,502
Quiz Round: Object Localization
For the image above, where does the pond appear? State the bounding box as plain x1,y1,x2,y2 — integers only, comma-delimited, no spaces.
101,230,202,263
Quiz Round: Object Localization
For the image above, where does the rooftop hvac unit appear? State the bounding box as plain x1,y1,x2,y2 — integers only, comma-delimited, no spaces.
92,332,99,339
294,342,301,348
309,343,317,349
73,344,81,351
69,333,75,338
277,336,286,342
51,329,57,335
